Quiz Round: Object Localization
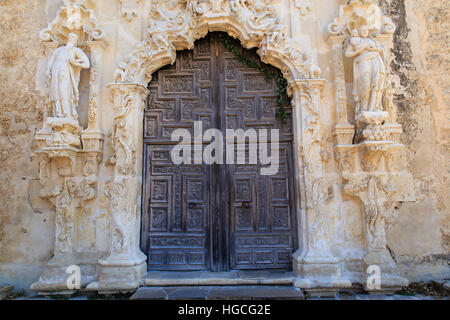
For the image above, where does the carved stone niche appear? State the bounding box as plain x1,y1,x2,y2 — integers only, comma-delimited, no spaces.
329,0,415,293
31,0,105,294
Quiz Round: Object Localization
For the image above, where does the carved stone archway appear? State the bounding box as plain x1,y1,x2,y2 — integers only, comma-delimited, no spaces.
85,0,352,293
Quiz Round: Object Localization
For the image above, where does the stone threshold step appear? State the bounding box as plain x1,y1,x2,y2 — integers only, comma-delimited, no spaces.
144,271,294,286
131,285,304,300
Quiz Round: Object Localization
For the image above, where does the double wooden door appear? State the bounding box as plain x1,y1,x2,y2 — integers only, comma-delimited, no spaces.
142,34,297,271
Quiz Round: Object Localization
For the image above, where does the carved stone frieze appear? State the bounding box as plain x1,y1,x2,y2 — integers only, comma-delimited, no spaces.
113,0,321,86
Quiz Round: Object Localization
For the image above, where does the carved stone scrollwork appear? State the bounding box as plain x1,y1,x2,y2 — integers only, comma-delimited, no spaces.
113,0,321,86
31,176,98,292
40,0,105,43
32,0,105,293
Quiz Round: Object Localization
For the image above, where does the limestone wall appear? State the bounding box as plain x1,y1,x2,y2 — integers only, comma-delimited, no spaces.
0,0,448,291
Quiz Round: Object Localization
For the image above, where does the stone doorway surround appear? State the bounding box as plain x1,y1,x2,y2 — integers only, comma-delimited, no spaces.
31,0,414,296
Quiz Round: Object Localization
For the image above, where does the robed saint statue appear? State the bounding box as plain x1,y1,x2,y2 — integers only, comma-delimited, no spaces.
46,33,90,121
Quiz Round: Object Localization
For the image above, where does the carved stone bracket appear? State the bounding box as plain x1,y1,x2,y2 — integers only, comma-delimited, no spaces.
335,142,414,292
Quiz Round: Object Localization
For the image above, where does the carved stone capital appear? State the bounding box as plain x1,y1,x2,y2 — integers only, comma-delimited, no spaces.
333,124,356,145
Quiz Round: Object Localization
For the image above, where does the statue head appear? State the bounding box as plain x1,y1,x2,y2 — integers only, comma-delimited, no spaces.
359,25,369,38
67,32,79,47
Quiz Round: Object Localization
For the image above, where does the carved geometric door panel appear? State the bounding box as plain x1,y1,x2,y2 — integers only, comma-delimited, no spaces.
228,143,296,269
143,34,297,271
143,145,212,270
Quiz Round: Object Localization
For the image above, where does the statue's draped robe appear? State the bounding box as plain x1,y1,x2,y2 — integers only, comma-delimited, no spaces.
351,37,386,113
48,46,89,119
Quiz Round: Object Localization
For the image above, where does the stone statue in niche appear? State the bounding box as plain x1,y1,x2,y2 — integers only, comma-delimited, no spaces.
345,26,386,115
46,32,90,121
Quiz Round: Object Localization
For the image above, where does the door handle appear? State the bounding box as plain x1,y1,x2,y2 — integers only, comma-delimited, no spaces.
241,201,252,209
187,202,197,209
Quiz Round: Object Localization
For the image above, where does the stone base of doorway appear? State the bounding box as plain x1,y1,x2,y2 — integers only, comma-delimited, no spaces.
293,277,353,297
144,270,294,286
130,285,305,300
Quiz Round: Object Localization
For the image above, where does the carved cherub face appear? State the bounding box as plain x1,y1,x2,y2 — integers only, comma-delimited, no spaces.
66,179,78,195
359,25,369,38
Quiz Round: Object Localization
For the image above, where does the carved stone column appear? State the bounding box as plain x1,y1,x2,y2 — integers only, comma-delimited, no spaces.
330,35,355,145
87,83,148,293
82,40,105,160
290,80,351,295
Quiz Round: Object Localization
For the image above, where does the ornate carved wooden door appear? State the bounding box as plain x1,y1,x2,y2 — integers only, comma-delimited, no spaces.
142,34,297,271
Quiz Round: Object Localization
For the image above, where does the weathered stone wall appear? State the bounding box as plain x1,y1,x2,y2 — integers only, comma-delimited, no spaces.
0,0,53,289
0,0,448,291
381,0,449,280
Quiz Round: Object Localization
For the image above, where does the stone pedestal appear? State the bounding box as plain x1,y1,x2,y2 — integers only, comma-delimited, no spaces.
293,251,352,296
86,259,147,294
30,263,97,294
363,247,409,293
355,111,389,143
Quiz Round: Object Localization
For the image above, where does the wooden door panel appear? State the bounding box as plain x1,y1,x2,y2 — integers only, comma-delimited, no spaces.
144,144,212,270
228,143,295,269
219,40,296,269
